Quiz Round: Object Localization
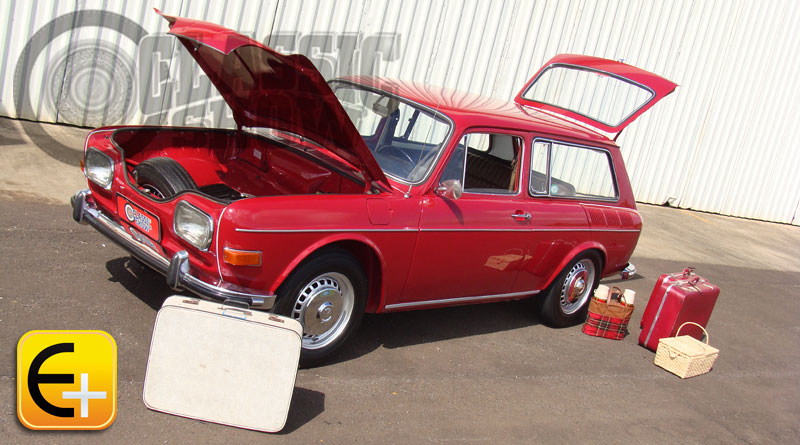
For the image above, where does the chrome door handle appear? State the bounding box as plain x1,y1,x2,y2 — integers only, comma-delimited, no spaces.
511,212,531,221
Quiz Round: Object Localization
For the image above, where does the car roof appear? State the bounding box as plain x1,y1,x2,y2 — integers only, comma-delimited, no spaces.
338,76,616,146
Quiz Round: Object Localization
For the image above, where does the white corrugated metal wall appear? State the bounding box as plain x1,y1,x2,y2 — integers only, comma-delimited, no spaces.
1,0,799,225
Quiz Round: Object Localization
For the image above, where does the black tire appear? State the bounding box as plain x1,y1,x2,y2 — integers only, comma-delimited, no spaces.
273,248,367,367
539,251,602,327
132,157,197,199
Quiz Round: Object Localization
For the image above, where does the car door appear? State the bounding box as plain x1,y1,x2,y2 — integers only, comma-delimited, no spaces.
513,138,616,292
396,130,532,308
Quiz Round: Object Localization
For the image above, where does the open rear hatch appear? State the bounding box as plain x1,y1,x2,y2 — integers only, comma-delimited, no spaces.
155,9,389,190
515,54,677,136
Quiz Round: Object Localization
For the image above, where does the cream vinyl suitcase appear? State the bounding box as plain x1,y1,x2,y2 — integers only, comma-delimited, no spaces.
143,296,302,432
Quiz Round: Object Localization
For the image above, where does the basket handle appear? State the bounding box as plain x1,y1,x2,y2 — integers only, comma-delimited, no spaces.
609,286,626,304
676,321,709,344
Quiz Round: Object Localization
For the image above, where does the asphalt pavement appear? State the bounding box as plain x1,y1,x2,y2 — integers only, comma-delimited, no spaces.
1,117,799,443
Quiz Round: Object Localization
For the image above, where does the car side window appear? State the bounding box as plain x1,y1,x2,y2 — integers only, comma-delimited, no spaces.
530,141,549,194
529,140,617,200
441,133,523,194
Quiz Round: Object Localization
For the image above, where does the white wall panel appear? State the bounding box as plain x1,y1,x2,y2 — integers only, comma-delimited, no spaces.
1,0,798,224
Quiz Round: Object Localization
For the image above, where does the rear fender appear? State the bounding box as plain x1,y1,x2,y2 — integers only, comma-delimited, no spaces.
542,242,607,290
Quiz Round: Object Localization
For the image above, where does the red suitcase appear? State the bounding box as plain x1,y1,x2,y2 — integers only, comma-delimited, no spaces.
639,268,719,351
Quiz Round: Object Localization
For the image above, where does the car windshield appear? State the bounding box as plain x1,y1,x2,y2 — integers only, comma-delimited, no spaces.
332,82,452,184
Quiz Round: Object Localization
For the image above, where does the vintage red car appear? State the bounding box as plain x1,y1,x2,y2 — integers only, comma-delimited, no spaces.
72,12,676,365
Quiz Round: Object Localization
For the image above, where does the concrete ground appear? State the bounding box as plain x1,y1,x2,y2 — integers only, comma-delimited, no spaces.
1,117,799,443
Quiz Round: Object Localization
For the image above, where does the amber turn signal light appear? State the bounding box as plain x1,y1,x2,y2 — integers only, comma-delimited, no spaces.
223,248,262,266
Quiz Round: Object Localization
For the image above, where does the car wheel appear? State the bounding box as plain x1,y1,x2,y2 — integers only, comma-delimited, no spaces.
132,157,197,199
539,252,601,327
273,248,367,367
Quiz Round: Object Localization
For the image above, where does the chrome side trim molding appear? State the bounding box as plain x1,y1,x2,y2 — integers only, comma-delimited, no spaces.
535,228,640,233
236,227,638,233
421,228,532,232
236,227,417,233
384,290,540,310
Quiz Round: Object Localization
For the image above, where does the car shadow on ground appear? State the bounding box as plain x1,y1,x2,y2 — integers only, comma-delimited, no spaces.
104,256,548,365
327,299,543,366
105,256,186,310
600,274,647,285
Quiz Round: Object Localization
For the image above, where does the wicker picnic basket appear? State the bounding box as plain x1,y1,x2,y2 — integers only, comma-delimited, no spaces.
654,322,719,378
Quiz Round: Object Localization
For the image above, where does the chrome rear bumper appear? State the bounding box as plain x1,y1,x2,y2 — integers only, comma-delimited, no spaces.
71,189,274,309
620,263,636,280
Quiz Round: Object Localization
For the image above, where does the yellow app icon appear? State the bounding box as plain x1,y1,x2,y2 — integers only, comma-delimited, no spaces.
17,330,117,430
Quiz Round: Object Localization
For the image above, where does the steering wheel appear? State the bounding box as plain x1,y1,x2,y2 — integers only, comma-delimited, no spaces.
374,144,415,170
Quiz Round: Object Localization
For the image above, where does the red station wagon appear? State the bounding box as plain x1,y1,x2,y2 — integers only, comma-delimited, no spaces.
72,12,676,365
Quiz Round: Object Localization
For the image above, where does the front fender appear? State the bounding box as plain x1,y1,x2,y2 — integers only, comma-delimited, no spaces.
270,233,388,307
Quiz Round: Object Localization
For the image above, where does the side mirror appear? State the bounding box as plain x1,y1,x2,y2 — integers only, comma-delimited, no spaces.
435,179,463,200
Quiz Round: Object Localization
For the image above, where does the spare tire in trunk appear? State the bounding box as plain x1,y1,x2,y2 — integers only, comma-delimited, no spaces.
133,157,197,199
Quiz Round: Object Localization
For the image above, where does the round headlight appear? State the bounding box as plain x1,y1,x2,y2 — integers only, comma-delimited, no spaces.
174,201,214,251
84,147,114,190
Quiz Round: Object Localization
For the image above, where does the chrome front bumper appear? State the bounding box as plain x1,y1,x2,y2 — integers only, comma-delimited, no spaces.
71,189,274,309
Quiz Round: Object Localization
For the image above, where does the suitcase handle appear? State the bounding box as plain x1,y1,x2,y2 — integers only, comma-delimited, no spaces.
682,267,695,277
676,321,709,344
222,307,252,320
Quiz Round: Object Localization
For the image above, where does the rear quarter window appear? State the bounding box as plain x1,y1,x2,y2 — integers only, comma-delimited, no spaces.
530,140,617,200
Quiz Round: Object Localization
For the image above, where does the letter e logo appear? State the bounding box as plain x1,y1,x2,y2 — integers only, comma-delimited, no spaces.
17,330,117,430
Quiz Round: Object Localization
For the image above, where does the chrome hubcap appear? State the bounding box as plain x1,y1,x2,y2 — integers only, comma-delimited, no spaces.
302,288,343,335
317,302,335,323
559,259,595,314
292,272,354,349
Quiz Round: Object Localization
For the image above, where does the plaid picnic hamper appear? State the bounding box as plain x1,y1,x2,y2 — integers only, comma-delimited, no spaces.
582,287,635,340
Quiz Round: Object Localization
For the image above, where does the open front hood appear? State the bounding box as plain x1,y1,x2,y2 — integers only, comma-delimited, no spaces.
155,10,389,189
515,54,678,134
